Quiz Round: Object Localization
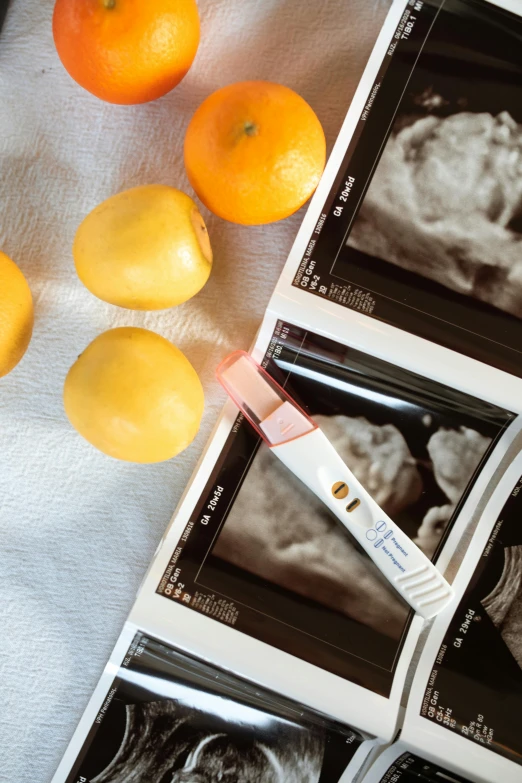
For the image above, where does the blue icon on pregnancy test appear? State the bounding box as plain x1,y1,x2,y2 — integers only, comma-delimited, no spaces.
367,526,393,547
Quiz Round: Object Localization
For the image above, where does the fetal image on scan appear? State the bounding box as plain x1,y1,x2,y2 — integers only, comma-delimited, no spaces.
214,414,492,640
422,469,522,766
70,635,359,783
348,110,522,319
347,0,522,322
482,545,522,670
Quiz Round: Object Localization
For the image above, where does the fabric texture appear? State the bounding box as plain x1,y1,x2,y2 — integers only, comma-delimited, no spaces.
0,1,391,780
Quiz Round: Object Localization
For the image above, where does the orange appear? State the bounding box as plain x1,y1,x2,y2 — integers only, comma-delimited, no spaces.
52,0,200,105
184,81,326,225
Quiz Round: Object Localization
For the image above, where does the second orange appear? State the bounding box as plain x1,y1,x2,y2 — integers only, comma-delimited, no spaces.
184,81,326,225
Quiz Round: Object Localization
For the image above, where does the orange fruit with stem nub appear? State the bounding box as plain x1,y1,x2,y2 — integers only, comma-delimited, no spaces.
184,81,326,225
52,0,200,105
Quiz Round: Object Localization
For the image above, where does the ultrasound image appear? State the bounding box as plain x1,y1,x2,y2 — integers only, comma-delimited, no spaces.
94,700,324,783
482,546,522,669
70,634,361,783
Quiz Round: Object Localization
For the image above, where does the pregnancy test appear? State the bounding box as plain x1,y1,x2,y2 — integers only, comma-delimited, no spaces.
216,350,454,620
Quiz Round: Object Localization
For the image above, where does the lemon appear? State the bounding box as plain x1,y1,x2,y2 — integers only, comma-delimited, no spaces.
0,251,33,378
64,327,204,463
73,185,213,310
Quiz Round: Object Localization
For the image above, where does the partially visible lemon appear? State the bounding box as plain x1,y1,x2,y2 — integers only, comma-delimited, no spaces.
73,185,213,310
64,327,204,463
0,251,33,378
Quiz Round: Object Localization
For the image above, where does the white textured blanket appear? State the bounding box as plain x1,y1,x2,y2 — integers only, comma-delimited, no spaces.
0,0,390,779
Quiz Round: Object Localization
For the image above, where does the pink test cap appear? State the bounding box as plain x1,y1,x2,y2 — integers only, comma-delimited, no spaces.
216,351,316,446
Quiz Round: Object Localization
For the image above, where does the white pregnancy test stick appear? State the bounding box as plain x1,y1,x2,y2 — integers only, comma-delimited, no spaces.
217,351,454,620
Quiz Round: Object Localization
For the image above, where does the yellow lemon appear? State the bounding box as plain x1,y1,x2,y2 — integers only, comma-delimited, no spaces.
0,251,33,378
64,327,204,463
73,185,213,310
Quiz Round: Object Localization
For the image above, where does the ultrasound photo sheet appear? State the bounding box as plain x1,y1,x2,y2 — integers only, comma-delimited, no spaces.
54,1,522,781
400,449,522,783
277,0,522,381
54,627,372,783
